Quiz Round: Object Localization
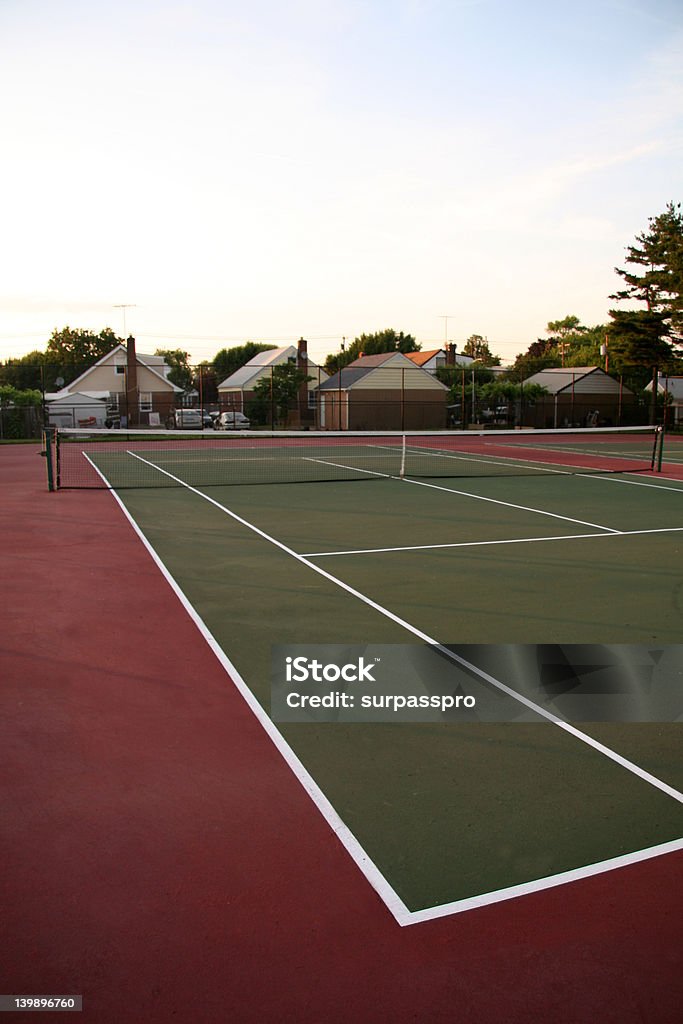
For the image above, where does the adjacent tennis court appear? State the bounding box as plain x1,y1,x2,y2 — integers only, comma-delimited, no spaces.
44,426,683,921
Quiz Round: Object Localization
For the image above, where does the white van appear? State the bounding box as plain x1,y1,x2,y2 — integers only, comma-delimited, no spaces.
216,411,251,430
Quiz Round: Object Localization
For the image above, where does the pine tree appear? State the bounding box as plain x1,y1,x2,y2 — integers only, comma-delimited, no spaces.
608,203,683,376
610,202,683,346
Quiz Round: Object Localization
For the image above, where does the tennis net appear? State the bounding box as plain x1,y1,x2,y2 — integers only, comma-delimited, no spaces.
48,425,663,490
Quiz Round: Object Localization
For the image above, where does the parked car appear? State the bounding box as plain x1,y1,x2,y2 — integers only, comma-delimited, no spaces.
201,409,214,429
167,408,202,429
215,411,251,430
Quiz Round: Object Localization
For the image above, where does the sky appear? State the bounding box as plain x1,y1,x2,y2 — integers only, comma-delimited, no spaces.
1,0,682,368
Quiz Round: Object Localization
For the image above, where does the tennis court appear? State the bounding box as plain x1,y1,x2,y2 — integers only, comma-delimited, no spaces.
47,426,683,921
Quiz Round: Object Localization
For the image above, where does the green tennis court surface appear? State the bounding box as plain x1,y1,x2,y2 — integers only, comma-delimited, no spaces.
64,429,683,920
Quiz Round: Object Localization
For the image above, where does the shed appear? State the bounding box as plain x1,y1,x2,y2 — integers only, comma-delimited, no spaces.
46,392,108,428
315,352,448,430
522,367,635,428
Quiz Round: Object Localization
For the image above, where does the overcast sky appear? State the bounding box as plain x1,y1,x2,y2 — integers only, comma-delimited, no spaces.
1,0,681,366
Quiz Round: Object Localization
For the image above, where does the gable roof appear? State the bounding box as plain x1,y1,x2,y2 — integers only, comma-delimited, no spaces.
45,391,108,406
59,345,182,393
345,351,397,368
522,367,633,395
645,375,683,400
218,346,295,388
405,349,442,367
218,345,327,390
318,351,448,391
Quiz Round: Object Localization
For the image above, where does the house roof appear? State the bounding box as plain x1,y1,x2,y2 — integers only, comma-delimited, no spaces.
522,366,633,395
45,391,108,406
218,345,327,389
58,345,182,394
318,367,376,390
405,348,475,367
405,350,442,366
645,375,683,400
318,351,448,391
345,352,396,368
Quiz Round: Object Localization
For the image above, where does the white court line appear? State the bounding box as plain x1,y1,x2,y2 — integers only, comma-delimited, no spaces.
302,457,391,479
304,457,620,533
83,451,410,925
578,473,683,493
375,444,571,475
407,836,683,923
303,526,683,558
114,448,683,925
401,475,621,531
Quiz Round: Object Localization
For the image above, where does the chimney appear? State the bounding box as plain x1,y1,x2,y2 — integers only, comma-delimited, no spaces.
126,336,138,426
447,343,456,366
297,337,310,424
297,336,308,371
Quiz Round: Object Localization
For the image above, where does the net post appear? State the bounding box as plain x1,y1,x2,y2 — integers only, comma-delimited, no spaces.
399,433,406,479
43,427,55,492
55,428,61,489
656,426,664,473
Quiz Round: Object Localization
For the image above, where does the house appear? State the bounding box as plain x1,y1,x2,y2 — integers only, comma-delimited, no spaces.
405,345,474,373
46,338,183,428
217,339,328,426
644,376,683,426
521,367,636,428
315,351,449,430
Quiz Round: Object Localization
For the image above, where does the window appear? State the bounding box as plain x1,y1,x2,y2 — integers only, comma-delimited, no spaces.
139,392,152,412
115,364,126,375
308,390,317,410
107,393,119,411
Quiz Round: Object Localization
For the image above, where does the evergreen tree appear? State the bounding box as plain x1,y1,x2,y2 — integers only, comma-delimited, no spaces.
609,202,683,364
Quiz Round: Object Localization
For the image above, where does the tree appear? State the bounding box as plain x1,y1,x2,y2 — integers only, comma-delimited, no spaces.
155,348,193,390
1,328,125,390
248,363,311,425
324,329,419,374
0,351,54,391
213,343,277,383
462,334,501,365
611,202,683,320
610,202,683,364
544,315,588,366
506,347,560,383
0,385,43,439
606,309,673,387
46,326,122,365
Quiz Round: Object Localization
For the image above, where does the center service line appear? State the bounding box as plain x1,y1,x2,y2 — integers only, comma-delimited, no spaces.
304,457,620,532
